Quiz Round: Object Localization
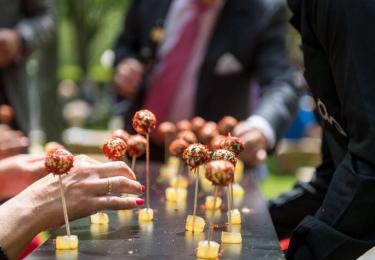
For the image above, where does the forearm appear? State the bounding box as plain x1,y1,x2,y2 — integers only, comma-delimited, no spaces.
0,195,40,259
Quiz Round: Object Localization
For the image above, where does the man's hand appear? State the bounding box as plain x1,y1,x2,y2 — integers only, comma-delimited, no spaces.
114,58,144,99
0,29,21,67
233,121,268,167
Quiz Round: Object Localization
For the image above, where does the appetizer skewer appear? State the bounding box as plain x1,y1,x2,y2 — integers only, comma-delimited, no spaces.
45,148,77,250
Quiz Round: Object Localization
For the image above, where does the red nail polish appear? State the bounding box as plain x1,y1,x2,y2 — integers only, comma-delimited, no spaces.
136,198,144,206
141,185,146,193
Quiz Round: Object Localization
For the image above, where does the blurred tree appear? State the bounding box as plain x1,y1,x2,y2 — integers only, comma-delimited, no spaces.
58,0,128,76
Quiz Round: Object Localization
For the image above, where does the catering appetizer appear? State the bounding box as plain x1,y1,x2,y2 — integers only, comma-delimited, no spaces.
111,129,130,142
198,121,219,145
218,116,238,136
158,121,177,162
177,130,197,145
165,138,189,202
44,142,65,153
210,134,226,151
191,116,205,135
176,119,192,132
127,135,147,171
197,160,234,258
182,143,210,233
45,148,77,250
91,137,128,225
133,109,157,221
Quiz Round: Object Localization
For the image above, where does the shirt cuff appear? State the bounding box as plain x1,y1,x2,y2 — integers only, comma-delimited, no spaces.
246,115,276,150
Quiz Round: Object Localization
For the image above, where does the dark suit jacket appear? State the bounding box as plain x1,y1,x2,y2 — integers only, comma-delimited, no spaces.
113,0,300,146
269,0,375,259
0,0,55,133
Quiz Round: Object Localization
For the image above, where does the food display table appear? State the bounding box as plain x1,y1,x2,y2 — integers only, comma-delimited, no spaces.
27,164,284,260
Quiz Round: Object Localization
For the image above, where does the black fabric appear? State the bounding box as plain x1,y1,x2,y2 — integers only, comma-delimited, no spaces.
0,246,8,260
113,0,300,154
270,0,375,259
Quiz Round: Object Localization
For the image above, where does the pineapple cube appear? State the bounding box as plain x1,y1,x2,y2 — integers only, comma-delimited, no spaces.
90,212,109,225
229,209,242,224
55,235,79,250
221,231,242,244
166,187,187,202
167,156,180,168
232,183,245,199
185,215,206,233
205,196,222,210
90,223,108,237
196,240,220,259
170,176,189,188
160,165,178,180
234,160,244,182
138,208,154,221
200,174,214,192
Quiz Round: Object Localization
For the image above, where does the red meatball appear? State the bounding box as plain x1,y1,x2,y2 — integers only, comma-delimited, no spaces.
198,121,219,145
176,120,192,132
132,109,157,135
158,121,177,139
102,137,128,161
211,149,237,167
44,142,65,153
210,135,226,150
177,130,197,144
218,116,238,135
182,143,210,170
169,138,189,158
111,129,130,142
127,135,147,158
191,117,206,133
205,160,234,186
220,136,244,156
45,148,74,175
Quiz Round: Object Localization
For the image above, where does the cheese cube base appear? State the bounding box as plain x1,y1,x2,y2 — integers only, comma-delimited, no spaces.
138,208,154,221
185,215,206,233
90,212,109,225
170,176,189,188
234,160,244,182
196,240,220,259
229,209,242,224
205,196,222,210
232,183,245,199
221,231,242,244
55,235,79,250
165,187,187,202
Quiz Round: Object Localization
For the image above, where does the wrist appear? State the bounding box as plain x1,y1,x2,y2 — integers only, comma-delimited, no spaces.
0,194,40,259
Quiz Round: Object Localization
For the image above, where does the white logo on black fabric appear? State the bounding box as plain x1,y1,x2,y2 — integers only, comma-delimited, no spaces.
317,99,347,137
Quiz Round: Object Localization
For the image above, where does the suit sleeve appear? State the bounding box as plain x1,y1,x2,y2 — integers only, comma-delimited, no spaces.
287,2,375,259
113,0,142,66
251,2,301,146
16,0,55,54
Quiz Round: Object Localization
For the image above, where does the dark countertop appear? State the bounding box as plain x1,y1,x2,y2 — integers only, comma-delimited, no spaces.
27,164,284,260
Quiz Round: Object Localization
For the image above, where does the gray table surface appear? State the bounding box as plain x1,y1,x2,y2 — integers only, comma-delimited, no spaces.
27,164,284,260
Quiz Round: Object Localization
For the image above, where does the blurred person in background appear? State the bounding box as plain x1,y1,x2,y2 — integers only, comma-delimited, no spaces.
270,0,375,259
113,0,300,165
0,0,55,134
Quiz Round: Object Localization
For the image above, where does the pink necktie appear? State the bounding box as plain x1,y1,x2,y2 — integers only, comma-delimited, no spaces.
144,3,208,124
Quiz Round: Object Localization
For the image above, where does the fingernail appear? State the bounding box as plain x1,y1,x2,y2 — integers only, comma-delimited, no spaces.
140,185,146,193
135,198,144,206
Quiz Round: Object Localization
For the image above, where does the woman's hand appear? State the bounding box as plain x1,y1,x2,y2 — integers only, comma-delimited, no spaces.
0,154,47,198
0,154,144,259
0,125,28,159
